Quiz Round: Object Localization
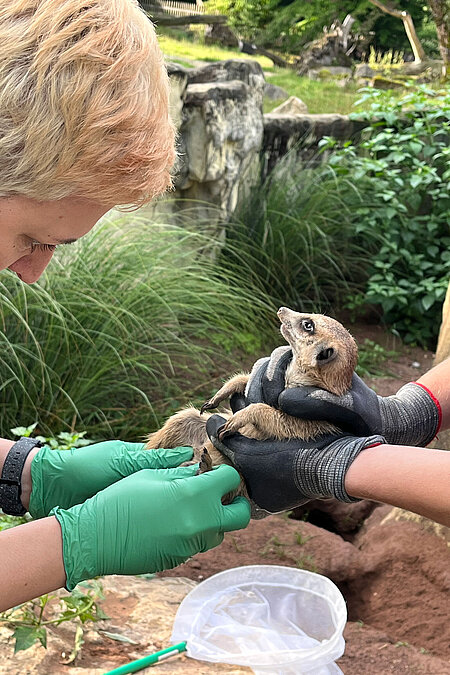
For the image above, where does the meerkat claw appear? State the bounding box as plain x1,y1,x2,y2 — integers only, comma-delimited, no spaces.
200,401,215,415
218,425,233,441
197,447,213,474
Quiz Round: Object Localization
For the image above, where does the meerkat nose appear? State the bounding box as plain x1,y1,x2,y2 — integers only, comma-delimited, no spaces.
277,306,289,319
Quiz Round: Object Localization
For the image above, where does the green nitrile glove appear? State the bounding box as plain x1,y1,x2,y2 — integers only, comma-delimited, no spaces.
29,441,194,519
52,464,250,590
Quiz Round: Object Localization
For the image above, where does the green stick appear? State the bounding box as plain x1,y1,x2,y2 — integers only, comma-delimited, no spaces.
103,641,187,674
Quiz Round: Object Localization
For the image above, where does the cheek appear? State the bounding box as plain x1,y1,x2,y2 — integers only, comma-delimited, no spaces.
0,240,27,271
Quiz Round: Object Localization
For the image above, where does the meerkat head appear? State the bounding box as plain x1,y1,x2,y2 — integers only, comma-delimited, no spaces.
277,307,358,396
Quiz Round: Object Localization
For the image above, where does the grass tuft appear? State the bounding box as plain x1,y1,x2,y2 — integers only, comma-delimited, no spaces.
0,214,276,440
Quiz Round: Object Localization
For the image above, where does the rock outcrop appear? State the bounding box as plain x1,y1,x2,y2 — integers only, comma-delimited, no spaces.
172,60,265,221
160,59,369,225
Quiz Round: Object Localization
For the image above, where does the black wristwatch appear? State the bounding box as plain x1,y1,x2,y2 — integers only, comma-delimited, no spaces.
0,437,43,516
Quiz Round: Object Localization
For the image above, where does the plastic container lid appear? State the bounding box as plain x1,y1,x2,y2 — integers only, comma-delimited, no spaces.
171,565,347,674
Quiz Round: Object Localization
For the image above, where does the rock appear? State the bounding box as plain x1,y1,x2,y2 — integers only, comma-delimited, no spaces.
186,59,264,87
204,23,239,48
370,76,405,90
174,60,265,221
167,62,189,130
262,113,368,175
263,82,289,101
355,63,375,78
270,95,309,115
308,66,352,80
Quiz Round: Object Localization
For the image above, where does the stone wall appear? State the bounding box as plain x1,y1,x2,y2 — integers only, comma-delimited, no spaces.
167,60,265,223
161,59,367,224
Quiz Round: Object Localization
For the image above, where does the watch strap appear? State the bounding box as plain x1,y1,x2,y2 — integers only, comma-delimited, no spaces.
0,437,43,516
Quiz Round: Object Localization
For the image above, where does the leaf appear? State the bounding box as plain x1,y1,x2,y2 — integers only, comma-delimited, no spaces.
100,631,139,645
410,174,422,189
422,295,436,311
10,423,38,438
409,141,422,154
13,626,47,653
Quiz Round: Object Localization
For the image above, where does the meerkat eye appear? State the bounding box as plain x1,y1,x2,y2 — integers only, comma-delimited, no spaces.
301,319,315,333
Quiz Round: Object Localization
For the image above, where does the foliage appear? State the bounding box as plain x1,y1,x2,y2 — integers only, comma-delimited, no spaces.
206,0,436,57
320,85,450,347
368,46,405,70
0,581,107,661
356,339,399,378
0,214,275,440
222,155,380,315
10,423,93,450
207,0,369,52
371,1,440,57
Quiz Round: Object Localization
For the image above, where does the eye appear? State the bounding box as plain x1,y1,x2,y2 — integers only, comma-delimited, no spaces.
301,319,315,333
30,242,57,253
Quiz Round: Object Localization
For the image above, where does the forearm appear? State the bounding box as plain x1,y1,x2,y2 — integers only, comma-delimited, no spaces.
345,444,450,527
416,356,450,431
0,516,66,611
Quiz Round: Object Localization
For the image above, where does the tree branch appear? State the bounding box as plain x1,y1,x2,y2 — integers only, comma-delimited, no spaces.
368,0,426,62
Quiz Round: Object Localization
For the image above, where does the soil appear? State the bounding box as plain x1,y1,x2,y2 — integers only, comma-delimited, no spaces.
157,321,450,673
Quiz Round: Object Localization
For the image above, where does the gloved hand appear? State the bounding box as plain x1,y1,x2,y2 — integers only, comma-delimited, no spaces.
29,441,194,519
206,415,384,513
241,347,441,447
52,464,250,590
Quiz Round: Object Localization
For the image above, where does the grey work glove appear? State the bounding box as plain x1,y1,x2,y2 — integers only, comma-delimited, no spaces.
206,415,384,512
240,347,441,447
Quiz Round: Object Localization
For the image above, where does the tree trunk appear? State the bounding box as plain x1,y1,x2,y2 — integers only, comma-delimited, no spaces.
427,0,449,78
368,0,426,62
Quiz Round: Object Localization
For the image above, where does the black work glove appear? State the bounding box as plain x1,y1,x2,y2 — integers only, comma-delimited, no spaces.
206,415,384,514
240,347,441,447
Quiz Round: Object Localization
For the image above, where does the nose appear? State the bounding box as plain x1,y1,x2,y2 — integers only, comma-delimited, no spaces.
8,248,55,284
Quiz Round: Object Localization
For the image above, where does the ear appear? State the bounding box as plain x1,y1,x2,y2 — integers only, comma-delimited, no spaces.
316,346,337,365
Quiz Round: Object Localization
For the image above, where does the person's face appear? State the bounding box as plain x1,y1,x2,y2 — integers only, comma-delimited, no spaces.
0,196,113,284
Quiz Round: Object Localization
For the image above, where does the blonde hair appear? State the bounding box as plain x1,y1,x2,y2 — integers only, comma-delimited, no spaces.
0,0,175,207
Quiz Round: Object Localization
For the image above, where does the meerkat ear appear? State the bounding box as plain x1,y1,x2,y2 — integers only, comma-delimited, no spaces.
316,346,336,365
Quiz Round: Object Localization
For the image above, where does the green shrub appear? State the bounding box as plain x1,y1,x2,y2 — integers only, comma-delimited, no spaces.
0,214,275,440
319,85,450,347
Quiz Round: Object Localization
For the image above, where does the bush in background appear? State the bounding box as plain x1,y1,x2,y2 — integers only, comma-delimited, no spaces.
325,85,450,347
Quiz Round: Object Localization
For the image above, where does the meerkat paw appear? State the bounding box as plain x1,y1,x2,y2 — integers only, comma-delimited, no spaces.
218,404,262,440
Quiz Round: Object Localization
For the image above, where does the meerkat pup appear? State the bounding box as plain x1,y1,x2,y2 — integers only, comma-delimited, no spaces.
146,307,358,499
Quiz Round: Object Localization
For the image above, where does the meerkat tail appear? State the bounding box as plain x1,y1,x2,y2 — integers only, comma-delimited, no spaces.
146,407,210,450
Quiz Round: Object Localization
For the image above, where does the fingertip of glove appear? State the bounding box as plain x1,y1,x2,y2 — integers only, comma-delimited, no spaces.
222,495,251,530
